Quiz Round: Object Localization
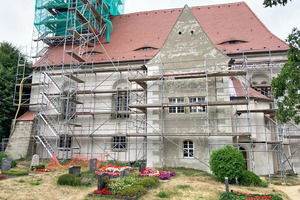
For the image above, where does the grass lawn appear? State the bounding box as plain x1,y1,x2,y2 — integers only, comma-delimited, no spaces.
0,160,293,200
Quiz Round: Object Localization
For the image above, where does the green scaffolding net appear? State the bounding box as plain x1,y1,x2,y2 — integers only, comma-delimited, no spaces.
34,0,125,42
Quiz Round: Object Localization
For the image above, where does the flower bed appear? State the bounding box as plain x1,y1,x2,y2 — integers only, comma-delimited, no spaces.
138,168,176,180
219,191,283,200
155,171,176,180
95,165,133,177
36,168,54,172
138,168,159,177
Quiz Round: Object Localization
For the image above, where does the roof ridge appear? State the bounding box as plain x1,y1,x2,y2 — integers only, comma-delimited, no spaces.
123,1,245,16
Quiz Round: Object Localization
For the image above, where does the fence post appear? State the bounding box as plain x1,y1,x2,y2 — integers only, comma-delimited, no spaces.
225,177,229,193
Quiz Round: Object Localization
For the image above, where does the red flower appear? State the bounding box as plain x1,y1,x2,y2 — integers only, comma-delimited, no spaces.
93,188,112,195
0,174,6,179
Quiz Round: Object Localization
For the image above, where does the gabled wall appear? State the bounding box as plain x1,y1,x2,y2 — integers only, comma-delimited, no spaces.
146,5,232,170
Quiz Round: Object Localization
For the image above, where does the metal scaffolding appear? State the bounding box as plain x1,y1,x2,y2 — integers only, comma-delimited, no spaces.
10,0,300,184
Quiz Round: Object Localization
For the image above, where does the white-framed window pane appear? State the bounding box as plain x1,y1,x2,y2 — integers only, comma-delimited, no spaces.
183,140,194,158
178,98,184,103
177,106,185,113
169,107,176,113
113,136,126,150
169,98,176,103
169,98,185,113
189,97,206,113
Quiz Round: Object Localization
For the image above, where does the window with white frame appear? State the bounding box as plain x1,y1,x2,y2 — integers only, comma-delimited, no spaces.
183,140,194,158
189,97,206,113
169,98,185,113
112,136,126,150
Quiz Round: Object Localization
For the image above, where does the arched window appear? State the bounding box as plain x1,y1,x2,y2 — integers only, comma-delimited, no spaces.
183,140,194,158
112,80,130,118
113,91,130,118
239,147,247,170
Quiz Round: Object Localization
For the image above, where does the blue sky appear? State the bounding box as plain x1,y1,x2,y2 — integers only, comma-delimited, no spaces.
0,0,299,52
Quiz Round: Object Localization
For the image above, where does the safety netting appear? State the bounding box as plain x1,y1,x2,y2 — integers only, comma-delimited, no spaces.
34,0,125,42
48,153,103,169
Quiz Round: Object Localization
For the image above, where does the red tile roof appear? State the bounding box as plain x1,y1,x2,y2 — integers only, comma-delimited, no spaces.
34,2,288,67
230,77,270,100
16,111,36,121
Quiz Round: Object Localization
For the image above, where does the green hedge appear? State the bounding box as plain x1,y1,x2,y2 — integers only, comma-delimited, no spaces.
57,174,80,186
117,185,147,197
239,170,263,186
80,171,97,186
139,176,159,188
1,171,28,176
209,145,245,183
219,192,283,200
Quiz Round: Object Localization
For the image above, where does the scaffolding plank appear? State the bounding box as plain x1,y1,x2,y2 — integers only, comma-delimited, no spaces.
49,66,144,76
128,71,247,82
77,88,144,94
130,100,249,109
81,0,105,23
65,74,85,83
71,132,250,137
67,122,82,127
61,98,83,104
67,29,81,39
73,112,92,115
66,51,86,62
71,8,100,35
16,83,41,88
236,109,277,115
91,111,140,115
19,103,46,107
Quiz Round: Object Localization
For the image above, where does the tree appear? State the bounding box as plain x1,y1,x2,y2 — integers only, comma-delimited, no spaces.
271,28,300,124
263,0,292,7
0,42,29,140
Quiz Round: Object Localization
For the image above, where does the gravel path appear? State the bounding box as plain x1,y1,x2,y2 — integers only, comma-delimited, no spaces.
273,185,300,200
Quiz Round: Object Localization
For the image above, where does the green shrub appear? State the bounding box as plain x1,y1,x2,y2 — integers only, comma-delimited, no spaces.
139,176,159,188
157,191,169,198
80,171,96,186
107,176,140,195
239,170,263,186
0,152,8,168
18,179,25,183
260,180,269,187
57,174,80,186
11,160,17,168
30,181,41,185
1,171,28,176
31,164,45,171
209,145,245,183
219,192,283,200
0,153,17,168
117,185,147,197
